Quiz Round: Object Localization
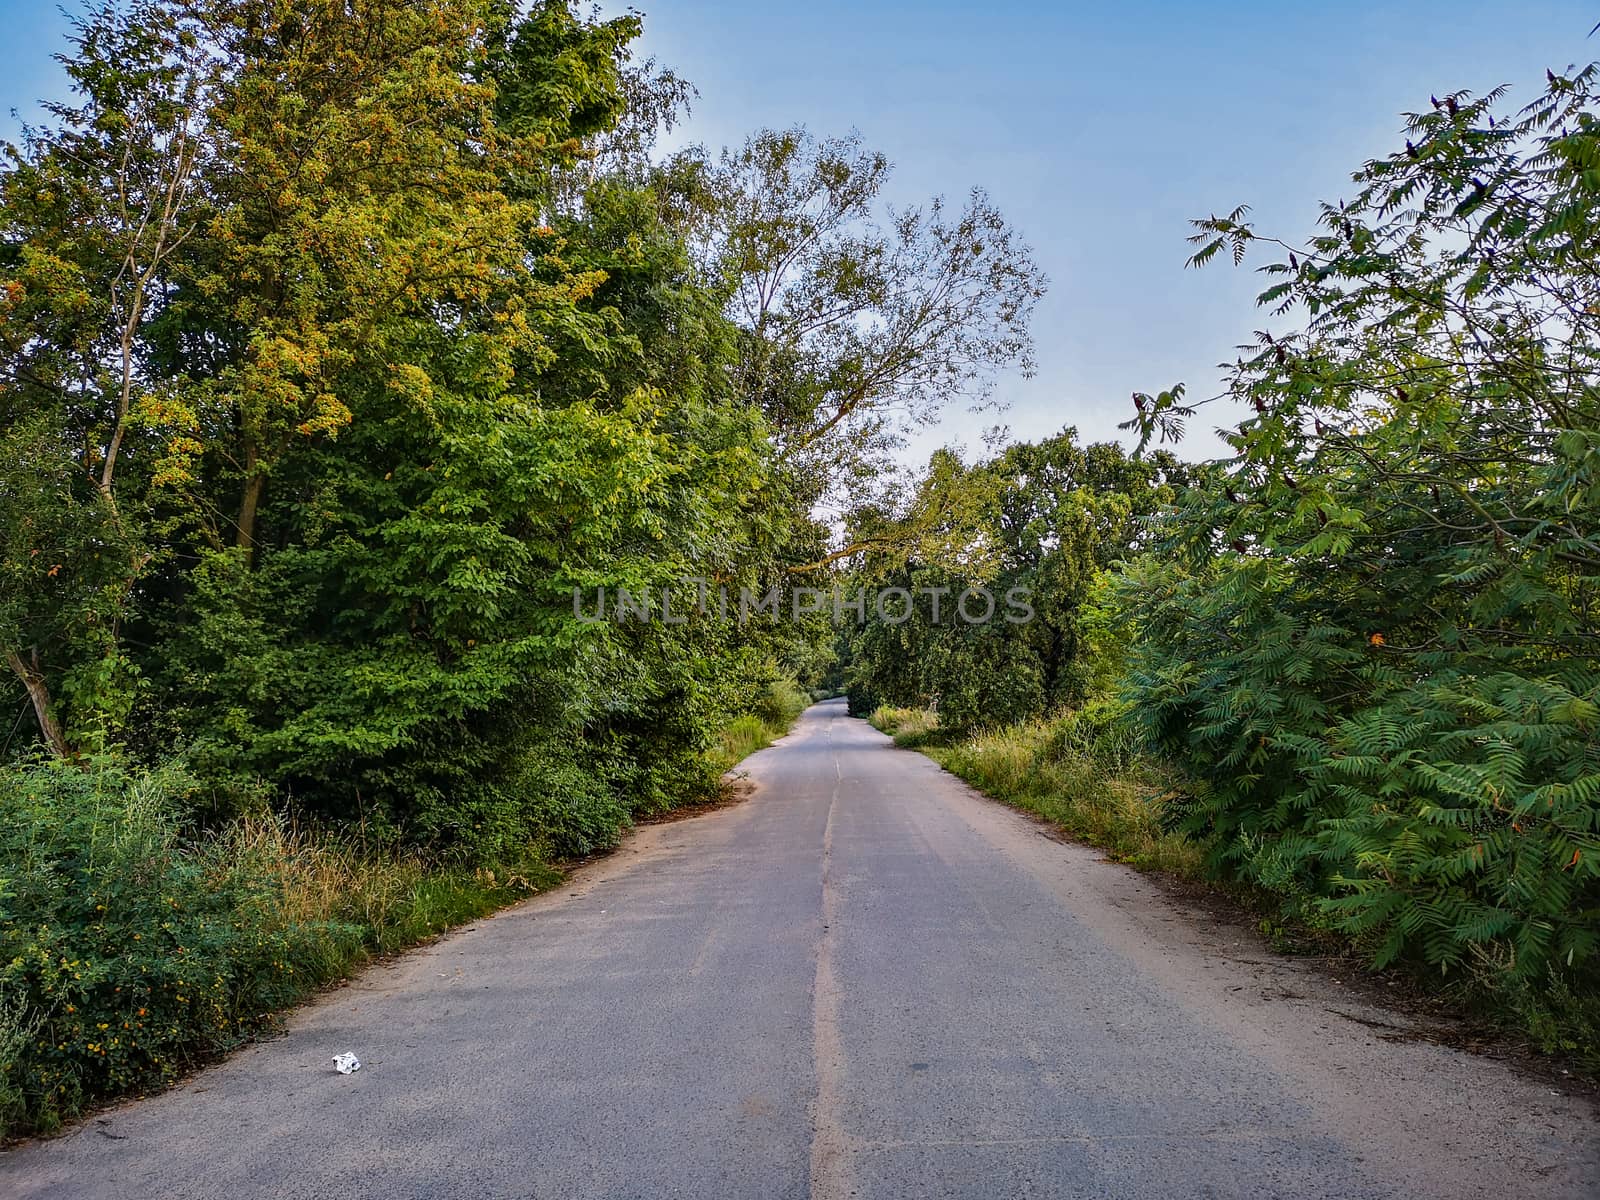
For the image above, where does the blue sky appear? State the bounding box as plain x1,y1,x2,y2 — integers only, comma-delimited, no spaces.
4,1,1597,460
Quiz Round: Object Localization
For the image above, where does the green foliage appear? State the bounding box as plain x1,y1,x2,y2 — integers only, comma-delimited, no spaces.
0,758,359,1135
0,753,574,1137
752,677,811,729
0,0,836,864
708,678,809,774
868,704,940,747
846,431,1189,731
1116,67,1600,1001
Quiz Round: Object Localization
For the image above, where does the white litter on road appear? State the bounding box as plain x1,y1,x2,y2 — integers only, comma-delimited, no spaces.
332,1053,361,1074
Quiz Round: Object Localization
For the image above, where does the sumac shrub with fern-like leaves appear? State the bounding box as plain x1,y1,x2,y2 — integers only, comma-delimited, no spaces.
1118,65,1600,1002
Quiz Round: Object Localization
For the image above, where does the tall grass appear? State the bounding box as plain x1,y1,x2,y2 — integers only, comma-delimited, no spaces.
710,679,810,774
0,757,564,1138
229,815,560,954
872,705,1201,874
869,705,940,747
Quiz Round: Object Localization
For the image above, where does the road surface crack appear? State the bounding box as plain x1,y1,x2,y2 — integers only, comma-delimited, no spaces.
807,725,853,1200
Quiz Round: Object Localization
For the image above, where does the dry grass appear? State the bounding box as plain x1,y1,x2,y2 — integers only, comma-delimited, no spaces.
218,812,559,955
712,715,784,773
876,707,1202,875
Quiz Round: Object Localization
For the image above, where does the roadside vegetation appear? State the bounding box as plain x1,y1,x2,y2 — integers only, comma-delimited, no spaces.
2,680,809,1137
4,0,1596,1140
710,681,811,774
0,756,566,1135
871,704,1200,876
0,0,1040,1136
849,66,1600,1068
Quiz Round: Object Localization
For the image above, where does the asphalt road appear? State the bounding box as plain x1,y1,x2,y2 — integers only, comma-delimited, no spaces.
4,699,1597,1198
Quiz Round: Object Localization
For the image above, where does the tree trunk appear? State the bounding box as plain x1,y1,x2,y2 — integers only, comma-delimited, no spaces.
237,442,264,563
6,649,70,758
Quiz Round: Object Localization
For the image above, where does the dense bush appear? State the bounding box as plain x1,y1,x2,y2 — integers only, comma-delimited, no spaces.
1119,68,1600,997
0,749,641,1137
709,679,811,772
754,678,812,729
0,759,361,1134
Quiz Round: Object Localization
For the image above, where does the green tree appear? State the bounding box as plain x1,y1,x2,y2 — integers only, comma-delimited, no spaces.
1,0,797,859
660,128,1047,523
846,431,1187,730
0,0,207,754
